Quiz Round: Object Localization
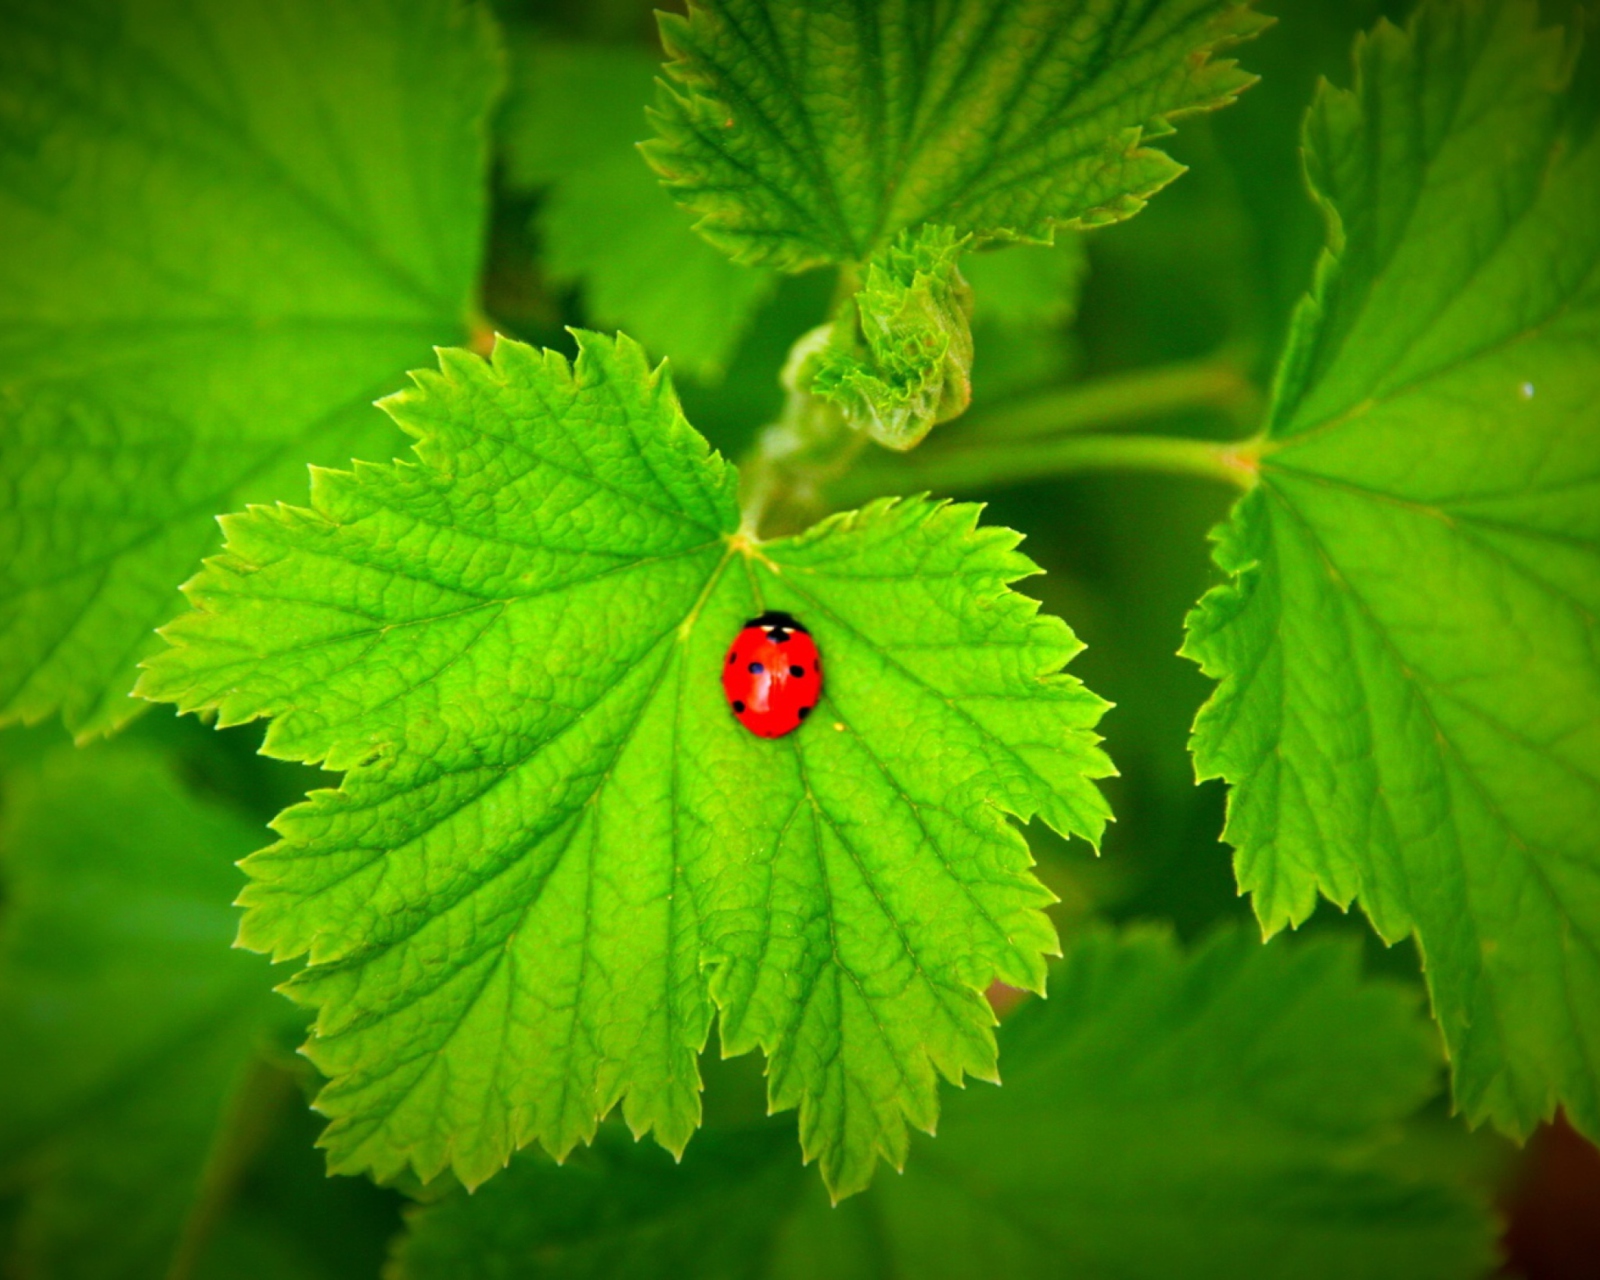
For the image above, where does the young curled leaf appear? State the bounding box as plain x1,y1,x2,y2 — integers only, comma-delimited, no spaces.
812,226,975,451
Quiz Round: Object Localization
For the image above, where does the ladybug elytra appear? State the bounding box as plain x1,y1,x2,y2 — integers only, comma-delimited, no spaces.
722,611,822,738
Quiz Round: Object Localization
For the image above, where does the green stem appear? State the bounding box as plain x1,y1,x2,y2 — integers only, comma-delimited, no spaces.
946,354,1259,445
738,261,886,537
834,431,1261,504
168,1054,296,1280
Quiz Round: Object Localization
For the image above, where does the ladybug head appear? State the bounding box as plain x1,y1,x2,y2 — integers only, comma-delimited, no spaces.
745,610,808,635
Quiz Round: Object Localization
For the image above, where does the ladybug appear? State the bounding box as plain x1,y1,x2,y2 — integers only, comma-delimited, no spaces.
722,611,822,738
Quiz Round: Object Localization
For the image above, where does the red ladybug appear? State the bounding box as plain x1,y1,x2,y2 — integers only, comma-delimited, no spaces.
722,611,822,738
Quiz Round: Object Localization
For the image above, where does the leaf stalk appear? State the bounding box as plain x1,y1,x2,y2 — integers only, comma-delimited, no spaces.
833,431,1262,505
948,353,1259,445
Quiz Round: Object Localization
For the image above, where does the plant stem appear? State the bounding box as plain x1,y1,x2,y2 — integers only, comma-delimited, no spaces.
743,316,1260,534
739,264,877,538
945,353,1259,446
833,431,1262,504
738,324,858,538
168,1054,297,1280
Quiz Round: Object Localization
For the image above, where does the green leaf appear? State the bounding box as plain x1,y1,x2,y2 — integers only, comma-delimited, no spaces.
1183,0,1600,1142
812,225,975,450
137,330,1112,1200
643,0,1269,271
0,0,500,739
0,743,290,1279
501,36,777,379
391,926,1496,1280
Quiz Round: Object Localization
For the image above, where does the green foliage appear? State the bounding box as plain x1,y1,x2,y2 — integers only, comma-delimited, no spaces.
392,926,1494,1280
812,225,975,450
644,0,1269,270
0,0,499,739
0,743,290,1278
139,331,1112,1200
4,0,1593,1269
1184,0,1600,1142
499,36,777,378
497,33,1089,386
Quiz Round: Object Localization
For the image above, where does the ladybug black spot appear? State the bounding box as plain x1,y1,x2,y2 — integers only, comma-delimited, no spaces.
727,651,737,665
798,705,812,720
749,661,764,674
790,664,804,677
732,700,745,714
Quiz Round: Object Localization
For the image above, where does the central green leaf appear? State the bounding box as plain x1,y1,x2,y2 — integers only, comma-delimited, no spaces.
644,0,1269,270
139,332,1112,1199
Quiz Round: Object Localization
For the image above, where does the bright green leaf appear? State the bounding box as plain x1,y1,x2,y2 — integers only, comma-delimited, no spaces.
1184,0,1600,1142
500,35,777,378
813,225,975,450
0,743,290,1279
0,0,500,738
137,331,1112,1200
643,0,1269,271
391,926,1496,1280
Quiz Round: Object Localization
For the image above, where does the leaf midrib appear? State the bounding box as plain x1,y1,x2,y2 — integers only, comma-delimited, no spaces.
1263,462,1600,626
264,559,731,963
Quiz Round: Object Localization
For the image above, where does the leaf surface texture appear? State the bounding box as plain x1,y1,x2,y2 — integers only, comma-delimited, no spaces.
140,332,1111,1198
644,0,1267,269
0,0,499,736
1184,0,1600,1140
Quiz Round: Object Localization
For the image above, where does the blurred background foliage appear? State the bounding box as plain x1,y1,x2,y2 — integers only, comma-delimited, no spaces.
3,0,1598,1275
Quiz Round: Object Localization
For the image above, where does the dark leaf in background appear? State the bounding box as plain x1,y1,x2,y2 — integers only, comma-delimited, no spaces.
645,0,1268,269
393,928,1494,1280
0,744,287,1277
0,0,499,738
